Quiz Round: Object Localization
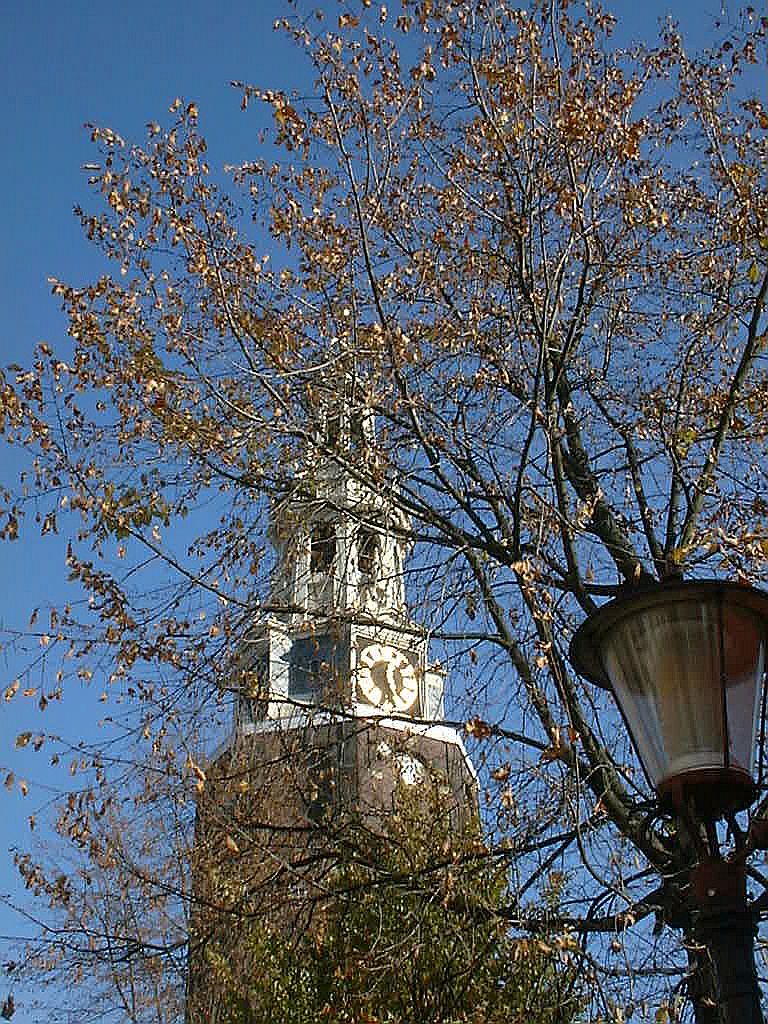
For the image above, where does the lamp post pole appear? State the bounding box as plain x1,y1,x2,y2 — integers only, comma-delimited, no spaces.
689,859,762,1024
569,580,768,1024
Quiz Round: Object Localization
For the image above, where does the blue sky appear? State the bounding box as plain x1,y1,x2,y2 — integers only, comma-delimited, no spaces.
0,4,299,1018
0,0,744,1019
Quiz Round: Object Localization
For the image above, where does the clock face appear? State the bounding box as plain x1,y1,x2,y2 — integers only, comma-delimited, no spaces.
357,643,419,713
395,752,428,786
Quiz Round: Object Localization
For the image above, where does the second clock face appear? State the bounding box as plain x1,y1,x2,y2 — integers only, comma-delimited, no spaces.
395,752,428,786
357,643,419,713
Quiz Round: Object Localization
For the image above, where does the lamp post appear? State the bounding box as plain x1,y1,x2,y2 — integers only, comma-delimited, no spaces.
569,579,768,1024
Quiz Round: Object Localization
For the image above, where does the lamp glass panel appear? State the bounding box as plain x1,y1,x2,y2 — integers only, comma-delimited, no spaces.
722,605,765,774
601,599,724,787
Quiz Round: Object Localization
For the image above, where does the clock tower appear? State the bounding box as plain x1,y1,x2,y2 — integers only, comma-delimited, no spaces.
222,386,475,805
187,385,476,1023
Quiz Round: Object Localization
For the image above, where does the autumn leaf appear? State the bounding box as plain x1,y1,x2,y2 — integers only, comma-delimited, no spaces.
465,716,492,740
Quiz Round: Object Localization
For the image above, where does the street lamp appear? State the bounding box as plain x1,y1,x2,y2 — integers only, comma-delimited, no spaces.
570,579,768,1024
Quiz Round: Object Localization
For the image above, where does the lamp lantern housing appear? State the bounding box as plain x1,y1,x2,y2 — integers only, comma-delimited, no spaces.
569,580,768,819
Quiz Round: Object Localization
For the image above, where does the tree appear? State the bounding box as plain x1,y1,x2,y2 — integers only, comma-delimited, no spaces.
1,0,768,1020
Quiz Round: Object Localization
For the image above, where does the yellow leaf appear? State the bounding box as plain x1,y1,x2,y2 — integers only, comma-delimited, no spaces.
748,261,760,284
19,780,28,797
465,716,492,740
225,835,241,855
4,681,19,702
15,732,32,749
187,757,206,794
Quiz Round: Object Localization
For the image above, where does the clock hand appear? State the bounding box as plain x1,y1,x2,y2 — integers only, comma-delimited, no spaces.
385,659,399,700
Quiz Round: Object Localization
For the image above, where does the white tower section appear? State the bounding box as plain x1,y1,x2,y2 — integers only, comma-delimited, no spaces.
268,465,410,625
230,386,449,732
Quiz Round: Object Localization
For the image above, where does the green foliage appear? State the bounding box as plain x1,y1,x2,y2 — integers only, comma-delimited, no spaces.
204,788,581,1024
